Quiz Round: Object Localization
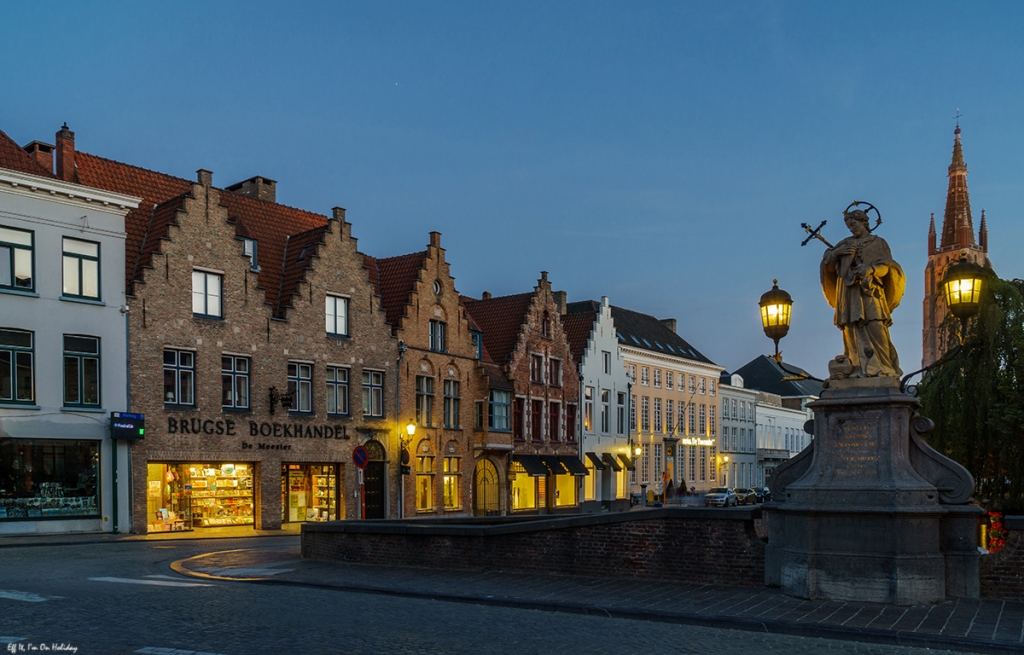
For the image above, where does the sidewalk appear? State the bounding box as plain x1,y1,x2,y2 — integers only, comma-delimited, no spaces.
173,544,1024,655
0,523,302,548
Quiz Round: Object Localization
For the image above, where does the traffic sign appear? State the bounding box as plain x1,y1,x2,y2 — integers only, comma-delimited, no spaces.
352,446,369,469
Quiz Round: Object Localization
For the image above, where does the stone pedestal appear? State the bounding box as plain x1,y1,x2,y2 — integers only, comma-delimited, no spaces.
765,384,981,605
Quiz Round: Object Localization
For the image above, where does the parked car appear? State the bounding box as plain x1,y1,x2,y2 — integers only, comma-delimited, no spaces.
758,486,772,503
734,487,758,505
704,487,738,507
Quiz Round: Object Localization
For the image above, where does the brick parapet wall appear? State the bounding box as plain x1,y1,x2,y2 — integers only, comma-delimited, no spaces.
302,507,765,586
980,518,1024,599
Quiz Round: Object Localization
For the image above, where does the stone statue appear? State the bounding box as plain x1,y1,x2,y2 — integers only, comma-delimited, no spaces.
820,209,905,379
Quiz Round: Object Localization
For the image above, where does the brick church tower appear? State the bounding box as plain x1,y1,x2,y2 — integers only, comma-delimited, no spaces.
922,124,991,367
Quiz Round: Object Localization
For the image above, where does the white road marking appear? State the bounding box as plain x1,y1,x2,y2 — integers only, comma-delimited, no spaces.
135,648,233,654
0,589,58,602
195,566,294,577
88,577,212,588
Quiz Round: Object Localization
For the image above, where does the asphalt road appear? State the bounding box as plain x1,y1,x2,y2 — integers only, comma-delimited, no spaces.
0,536,970,655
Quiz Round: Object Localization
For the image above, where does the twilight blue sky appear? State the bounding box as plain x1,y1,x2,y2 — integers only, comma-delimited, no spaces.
3,2,1024,377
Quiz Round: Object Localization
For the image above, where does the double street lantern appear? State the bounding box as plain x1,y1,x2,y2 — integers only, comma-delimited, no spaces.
941,253,985,333
759,279,793,363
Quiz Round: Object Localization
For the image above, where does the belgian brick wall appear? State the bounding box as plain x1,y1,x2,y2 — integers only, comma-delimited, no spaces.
980,523,1024,599
302,508,765,586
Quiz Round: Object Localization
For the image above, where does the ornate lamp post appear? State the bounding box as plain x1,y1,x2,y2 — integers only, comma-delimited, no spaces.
759,279,793,364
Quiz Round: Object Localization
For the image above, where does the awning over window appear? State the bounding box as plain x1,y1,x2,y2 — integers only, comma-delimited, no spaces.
585,452,606,470
617,454,636,471
559,456,589,476
540,455,567,475
602,453,623,471
512,454,548,477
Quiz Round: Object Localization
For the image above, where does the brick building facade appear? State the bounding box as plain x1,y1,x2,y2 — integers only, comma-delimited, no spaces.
63,131,400,533
464,273,583,514
366,232,506,518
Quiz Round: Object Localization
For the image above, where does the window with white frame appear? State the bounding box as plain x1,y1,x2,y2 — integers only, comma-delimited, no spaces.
641,396,650,432
653,369,661,388
243,238,259,270
163,349,194,407
221,355,250,410
654,444,662,482
288,362,312,413
666,399,674,433
688,376,696,393
653,397,662,433
688,403,696,434
709,379,716,396
191,270,222,318
600,389,610,433
630,394,637,432
362,370,384,417
326,366,349,416
326,295,349,336
709,405,716,436
699,378,706,395
617,392,626,435
628,364,636,383
640,367,649,386
641,443,650,484
665,371,673,390
700,404,707,435
62,238,100,299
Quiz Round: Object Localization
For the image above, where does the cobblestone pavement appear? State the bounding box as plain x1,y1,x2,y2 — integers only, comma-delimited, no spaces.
0,536,1005,655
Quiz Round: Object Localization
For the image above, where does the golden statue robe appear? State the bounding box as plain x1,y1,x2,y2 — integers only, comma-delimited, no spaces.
820,233,905,378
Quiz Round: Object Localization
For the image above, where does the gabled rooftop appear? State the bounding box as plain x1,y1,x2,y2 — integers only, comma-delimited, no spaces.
730,355,822,398
462,292,535,364
0,129,55,178
609,305,715,366
364,251,429,332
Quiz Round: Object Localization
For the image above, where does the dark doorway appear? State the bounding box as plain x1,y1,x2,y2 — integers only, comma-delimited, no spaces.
473,459,500,516
364,440,387,519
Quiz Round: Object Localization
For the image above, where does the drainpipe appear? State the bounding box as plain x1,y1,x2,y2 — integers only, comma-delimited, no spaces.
396,340,407,519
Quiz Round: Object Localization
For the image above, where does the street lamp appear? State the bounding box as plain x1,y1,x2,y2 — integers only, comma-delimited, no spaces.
941,253,985,342
759,279,793,363
406,420,417,438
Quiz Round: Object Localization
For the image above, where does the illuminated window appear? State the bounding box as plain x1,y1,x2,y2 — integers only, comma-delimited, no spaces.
416,455,435,511
510,461,537,510
443,456,460,510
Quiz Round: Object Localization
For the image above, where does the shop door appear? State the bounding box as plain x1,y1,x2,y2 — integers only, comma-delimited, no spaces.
363,440,386,519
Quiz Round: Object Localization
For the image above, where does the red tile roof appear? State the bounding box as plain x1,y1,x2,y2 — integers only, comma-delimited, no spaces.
0,129,56,178
218,192,328,317
74,152,193,291
364,251,428,332
560,310,596,366
75,149,334,316
462,292,535,364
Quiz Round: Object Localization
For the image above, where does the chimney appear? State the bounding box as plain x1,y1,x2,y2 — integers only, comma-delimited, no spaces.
225,175,277,203
55,123,75,182
553,290,567,315
429,231,441,248
23,141,54,175
482,291,492,300
331,207,346,223
660,318,677,333
197,169,213,187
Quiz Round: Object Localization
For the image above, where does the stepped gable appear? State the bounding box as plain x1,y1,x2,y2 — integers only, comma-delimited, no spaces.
610,305,715,365
364,251,429,332
461,292,535,364
74,152,192,291
217,191,327,317
560,308,597,366
0,129,54,178
731,355,822,398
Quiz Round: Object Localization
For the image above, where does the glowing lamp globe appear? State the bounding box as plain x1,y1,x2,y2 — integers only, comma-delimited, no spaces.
941,254,984,321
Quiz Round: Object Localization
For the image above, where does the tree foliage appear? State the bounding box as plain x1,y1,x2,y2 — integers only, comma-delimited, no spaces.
917,272,1024,512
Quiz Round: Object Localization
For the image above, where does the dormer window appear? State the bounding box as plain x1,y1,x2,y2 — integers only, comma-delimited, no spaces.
243,239,259,271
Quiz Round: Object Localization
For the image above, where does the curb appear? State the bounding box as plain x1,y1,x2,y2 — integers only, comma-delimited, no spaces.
0,533,300,549
170,550,1022,655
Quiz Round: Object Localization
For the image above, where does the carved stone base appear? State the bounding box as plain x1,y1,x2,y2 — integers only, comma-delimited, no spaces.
765,386,981,605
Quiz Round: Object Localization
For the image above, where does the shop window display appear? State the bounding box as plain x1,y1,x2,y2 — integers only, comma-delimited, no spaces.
0,439,99,520
147,462,253,532
281,464,337,522
510,461,536,511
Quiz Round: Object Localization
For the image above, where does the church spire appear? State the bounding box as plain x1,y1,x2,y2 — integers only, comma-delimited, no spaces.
979,208,988,252
927,212,936,254
940,125,975,249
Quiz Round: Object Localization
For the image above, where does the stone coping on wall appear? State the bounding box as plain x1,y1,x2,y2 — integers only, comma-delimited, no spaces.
301,506,761,538
1003,515,1024,530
